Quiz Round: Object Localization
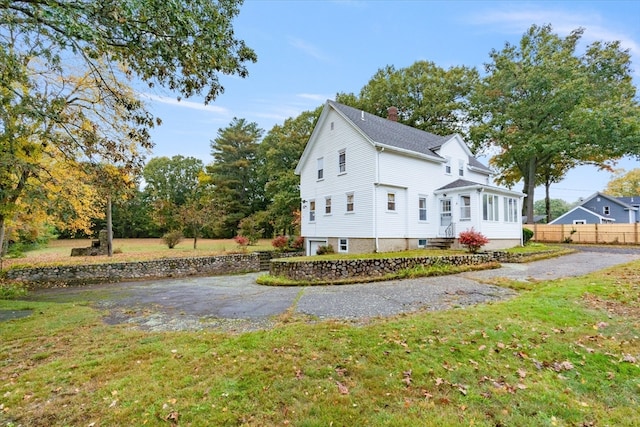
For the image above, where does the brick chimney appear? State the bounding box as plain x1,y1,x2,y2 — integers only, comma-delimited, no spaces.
387,106,398,122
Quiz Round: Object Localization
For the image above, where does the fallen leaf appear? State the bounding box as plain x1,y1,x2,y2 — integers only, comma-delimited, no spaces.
165,411,179,422
402,370,412,386
435,377,445,386
478,345,487,351
517,368,527,378
621,354,637,363
336,381,349,395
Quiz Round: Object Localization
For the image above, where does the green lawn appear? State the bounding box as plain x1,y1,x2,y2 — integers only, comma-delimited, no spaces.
1,259,638,426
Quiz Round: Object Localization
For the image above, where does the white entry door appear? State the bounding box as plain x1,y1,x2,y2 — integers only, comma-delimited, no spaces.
308,239,327,256
439,199,452,236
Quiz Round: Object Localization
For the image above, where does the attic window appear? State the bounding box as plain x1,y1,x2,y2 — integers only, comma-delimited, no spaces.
603,206,610,215
445,156,452,175
330,121,334,131
458,160,464,176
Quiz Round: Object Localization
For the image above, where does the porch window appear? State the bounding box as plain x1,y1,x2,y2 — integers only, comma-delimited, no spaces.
418,197,427,221
504,197,518,223
346,192,354,212
309,200,316,222
387,192,396,211
483,194,499,221
338,149,346,174
460,195,471,220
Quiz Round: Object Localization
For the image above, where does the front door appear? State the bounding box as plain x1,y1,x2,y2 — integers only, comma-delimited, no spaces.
439,198,452,236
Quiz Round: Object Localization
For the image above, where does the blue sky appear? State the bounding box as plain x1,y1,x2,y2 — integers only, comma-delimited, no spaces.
141,0,640,203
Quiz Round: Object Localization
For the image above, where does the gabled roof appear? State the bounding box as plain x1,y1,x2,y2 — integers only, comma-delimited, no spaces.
549,205,616,224
296,100,492,175
328,100,449,158
580,192,637,210
616,196,640,207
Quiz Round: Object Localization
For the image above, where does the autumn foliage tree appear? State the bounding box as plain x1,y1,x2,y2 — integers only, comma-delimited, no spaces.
470,24,640,224
604,169,640,197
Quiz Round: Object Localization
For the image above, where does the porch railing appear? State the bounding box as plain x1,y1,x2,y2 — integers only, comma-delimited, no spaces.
444,222,455,238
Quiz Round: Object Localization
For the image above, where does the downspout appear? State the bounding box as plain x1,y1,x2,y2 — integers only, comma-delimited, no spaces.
374,147,381,252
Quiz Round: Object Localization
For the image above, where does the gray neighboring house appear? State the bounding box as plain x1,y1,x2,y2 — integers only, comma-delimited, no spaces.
549,192,640,224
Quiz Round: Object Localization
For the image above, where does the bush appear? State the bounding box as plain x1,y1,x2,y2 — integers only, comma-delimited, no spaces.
316,244,335,255
458,228,489,254
522,227,534,245
234,235,249,248
162,230,183,249
290,236,304,250
271,235,289,250
0,281,28,299
237,216,263,245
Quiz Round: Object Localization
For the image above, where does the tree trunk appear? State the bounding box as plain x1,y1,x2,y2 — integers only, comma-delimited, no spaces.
0,216,6,259
545,181,551,223
524,158,537,224
107,195,113,257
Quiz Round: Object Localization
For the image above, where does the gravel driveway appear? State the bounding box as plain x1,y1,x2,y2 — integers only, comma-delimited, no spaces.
19,247,640,332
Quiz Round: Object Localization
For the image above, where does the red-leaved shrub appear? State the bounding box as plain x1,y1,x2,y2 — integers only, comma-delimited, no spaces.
234,235,249,247
271,235,289,250
458,228,489,253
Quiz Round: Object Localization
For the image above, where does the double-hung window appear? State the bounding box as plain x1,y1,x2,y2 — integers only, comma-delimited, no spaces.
325,196,332,214
445,156,452,174
309,200,316,222
346,192,354,212
418,197,427,221
483,194,499,221
317,157,324,180
460,195,471,220
458,160,465,176
338,238,348,253
338,149,346,174
387,193,396,211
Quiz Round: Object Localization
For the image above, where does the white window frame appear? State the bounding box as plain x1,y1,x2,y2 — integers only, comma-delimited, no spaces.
338,149,346,174
460,195,471,220
458,159,465,177
418,196,427,221
444,156,452,175
573,220,586,225
483,194,499,221
387,192,396,212
346,192,354,213
418,239,427,248
325,196,331,215
603,206,610,215
504,197,519,223
309,200,316,222
338,238,348,253
317,157,324,180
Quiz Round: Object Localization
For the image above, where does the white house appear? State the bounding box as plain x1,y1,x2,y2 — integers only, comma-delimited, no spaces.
295,100,524,255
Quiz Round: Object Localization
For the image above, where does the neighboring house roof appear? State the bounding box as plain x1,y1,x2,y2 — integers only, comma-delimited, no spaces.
580,192,638,211
296,100,492,175
549,206,616,224
434,178,524,197
616,196,640,208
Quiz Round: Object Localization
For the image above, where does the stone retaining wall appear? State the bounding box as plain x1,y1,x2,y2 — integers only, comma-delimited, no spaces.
6,254,260,287
270,250,556,281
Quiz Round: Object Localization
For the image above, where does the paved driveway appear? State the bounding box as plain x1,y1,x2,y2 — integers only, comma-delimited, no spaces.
19,247,640,332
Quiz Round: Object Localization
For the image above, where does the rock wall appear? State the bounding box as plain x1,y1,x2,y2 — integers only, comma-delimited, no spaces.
6,254,261,287
270,251,555,281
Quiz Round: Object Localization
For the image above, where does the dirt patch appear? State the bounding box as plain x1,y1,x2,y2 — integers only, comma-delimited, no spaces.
583,292,640,318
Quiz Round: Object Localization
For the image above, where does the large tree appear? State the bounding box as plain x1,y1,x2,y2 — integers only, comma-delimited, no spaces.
258,108,321,235
337,61,479,137
142,155,205,233
0,0,256,250
604,168,640,197
470,24,640,223
206,118,264,237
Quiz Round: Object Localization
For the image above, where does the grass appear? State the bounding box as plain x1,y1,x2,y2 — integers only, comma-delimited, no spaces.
1,259,638,426
0,238,274,269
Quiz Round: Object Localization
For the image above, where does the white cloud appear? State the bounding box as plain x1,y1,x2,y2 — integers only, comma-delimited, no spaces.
139,92,230,114
297,93,332,102
289,37,333,62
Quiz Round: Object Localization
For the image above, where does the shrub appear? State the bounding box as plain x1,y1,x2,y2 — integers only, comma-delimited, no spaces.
234,235,249,247
162,230,183,249
271,235,289,250
290,236,304,250
238,216,263,245
316,244,335,255
522,227,534,245
0,281,28,299
458,228,489,254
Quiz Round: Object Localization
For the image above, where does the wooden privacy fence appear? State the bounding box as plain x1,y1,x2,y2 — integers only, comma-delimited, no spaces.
530,223,640,244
